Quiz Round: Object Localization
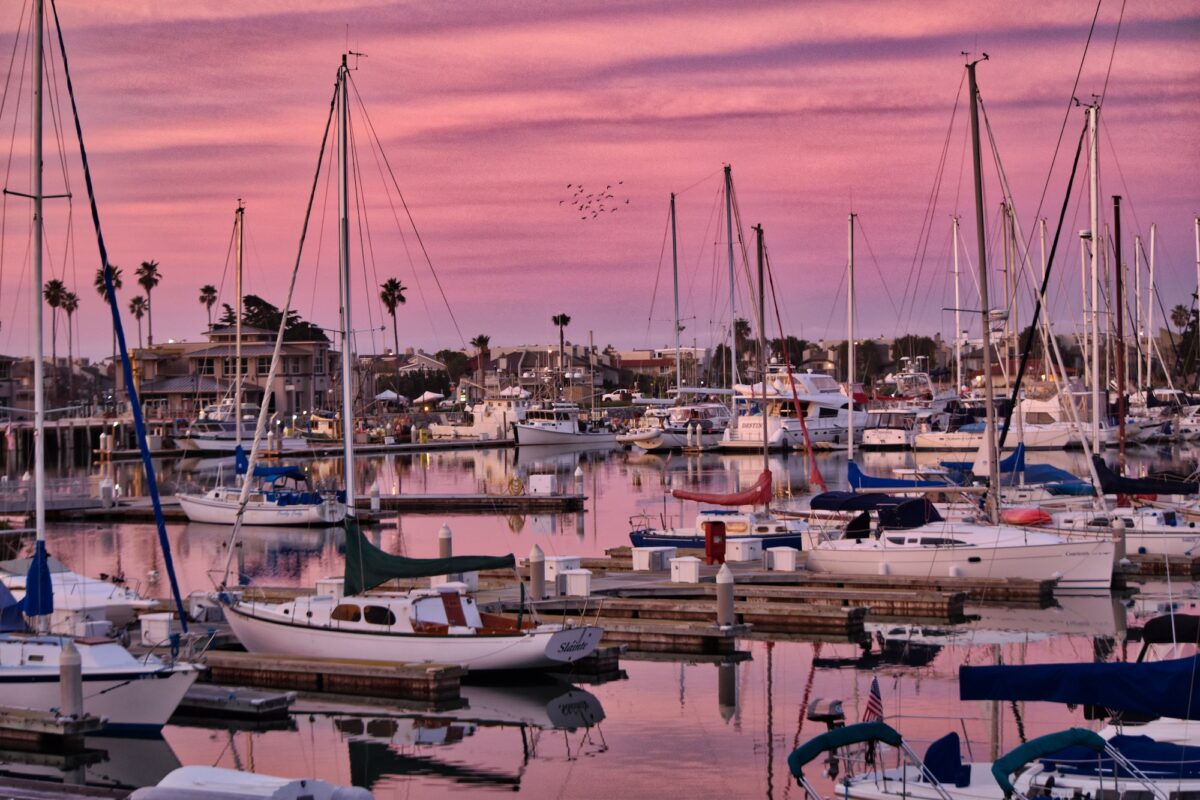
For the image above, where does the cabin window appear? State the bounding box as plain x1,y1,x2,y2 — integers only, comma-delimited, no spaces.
819,406,839,419
330,603,362,622
886,537,905,545
363,606,396,626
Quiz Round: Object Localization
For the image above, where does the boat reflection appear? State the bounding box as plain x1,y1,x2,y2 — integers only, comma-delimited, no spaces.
308,677,606,793
0,735,180,792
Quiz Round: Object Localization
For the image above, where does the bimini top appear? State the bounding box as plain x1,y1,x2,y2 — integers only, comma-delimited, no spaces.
787,722,903,779
1093,455,1199,496
960,654,1200,721
991,729,1105,797
810,492,943,530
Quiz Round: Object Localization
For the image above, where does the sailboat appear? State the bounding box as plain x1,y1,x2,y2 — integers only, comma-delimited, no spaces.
803,59,1114,591
0,0,198,731
221,54,602,672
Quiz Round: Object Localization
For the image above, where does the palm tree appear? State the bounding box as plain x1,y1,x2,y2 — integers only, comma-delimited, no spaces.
379,278,407,355
61,291,78,402
129,296,148,348
551,313,571,393
1172,304,1192,332
136,260,161,345
199,284,218,330
94,264,123,401
43,279,66,402
470,334,490,389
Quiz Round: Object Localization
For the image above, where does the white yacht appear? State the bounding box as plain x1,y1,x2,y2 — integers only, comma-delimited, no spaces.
631,402,733,452
719,370,868,451
428,393,529,441
0,556,157,630
512,403,618,446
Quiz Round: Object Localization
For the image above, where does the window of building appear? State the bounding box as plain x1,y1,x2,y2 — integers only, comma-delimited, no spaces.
313,351,325,374
257,358,271,376
330,604,362,622
197,359,215,377
221,357,248,377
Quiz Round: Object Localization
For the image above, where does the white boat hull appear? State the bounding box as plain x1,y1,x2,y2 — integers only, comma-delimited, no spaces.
177,493,345,526
632,429,724,452
805,535,1114,590
224,601,604,671
175,436,311,453
0,636,200,732
513,426,618,447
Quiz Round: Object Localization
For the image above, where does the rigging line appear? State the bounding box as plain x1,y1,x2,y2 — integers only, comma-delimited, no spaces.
0,7,32,321
897,69,966,336
1017,0,1103,264
855,218,899,317
346,105,380,356
307,111,336,327
346,73,465,349
1096,0,1127,109
0,1,30,126
642,199,672,347
43,15,72,200
354,88,438,343
674,166,722,198
49,0,188,628
222,78,339,585
997,120,1087,452
683,181,722,327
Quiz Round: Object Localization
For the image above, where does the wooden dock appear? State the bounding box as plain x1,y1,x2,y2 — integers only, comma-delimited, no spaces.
363,492,585,514
0,708,103,752
200,651,465,709
1125,552,1200,578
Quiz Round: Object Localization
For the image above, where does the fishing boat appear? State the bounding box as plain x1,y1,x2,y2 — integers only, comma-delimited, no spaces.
221,54,602,673
803,492,1114,590
428,393,529,441
177,449,345,526
512,403,618,446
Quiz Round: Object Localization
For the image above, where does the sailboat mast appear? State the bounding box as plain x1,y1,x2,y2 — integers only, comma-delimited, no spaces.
1088,104,1102,451
966,58,999,524
847,212,856,458
725,165,737,392
1113,196,1126,469
32,0,46,567
235,201,244,448
1146,224,1156,386
670,192,682,395
337,55,357,517
1135,233,1143,394
954,216,963,391
754,226,769,478
1195,217,1200,391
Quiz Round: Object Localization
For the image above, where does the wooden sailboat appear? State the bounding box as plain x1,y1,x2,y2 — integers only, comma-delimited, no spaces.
221,55,602,671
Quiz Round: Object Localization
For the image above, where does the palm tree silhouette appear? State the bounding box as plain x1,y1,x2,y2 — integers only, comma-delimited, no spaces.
379,278,407,355
61,291,79,402
94,264,123,401
129,296,149,348
43,279,66,402
470,334,490,389
551,313,571,394
136,260,161,345
199,284,218,330
1172,304,1192,332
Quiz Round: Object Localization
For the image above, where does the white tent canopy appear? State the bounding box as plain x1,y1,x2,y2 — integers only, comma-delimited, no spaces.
374,389,406,403
414,390,445,404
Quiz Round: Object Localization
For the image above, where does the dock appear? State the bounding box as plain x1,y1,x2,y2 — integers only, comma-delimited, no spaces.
0,708,104,752
200,651,465,709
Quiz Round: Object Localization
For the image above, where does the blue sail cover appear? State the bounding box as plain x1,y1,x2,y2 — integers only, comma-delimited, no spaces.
19,539,53,618
960,655,1200,720
234,445,305,483
1042,733,1200,781
0,582,28,632
847,461,949,490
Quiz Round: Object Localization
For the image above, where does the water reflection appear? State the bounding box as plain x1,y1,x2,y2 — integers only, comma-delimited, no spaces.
0,735,179,792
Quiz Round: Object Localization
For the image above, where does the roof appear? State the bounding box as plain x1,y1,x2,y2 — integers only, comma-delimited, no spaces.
185,344,307,358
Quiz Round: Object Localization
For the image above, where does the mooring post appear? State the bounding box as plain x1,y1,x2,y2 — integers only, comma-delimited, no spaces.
574,466,584,495
1111,517,1127,564
59,639,84,719
438,523,453,559
529,543,546,600
369,484,381,512
716,563,735,627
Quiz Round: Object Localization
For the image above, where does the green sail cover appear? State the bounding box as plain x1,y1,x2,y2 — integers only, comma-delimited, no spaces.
343,518,516,596
787,722,904,778
991,728,1105,797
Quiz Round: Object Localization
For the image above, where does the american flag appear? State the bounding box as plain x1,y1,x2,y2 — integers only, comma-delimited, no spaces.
862,676,884,722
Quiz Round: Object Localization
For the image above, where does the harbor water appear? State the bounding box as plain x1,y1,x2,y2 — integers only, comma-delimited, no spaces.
8,444,1199,798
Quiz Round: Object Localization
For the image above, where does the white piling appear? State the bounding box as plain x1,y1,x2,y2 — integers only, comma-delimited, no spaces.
1111,518,1127,563
529,544,546,600
369,484,381,512
716,563,735,627
438,523,453,559
59,639,83,719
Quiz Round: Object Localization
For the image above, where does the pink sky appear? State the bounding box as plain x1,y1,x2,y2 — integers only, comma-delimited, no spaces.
1,0,1197,362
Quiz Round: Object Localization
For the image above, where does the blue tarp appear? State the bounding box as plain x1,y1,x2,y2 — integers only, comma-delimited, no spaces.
960,655,1200,721
848,461,949,490
234,445,306,483
19,539,53,618
941,444,1026,473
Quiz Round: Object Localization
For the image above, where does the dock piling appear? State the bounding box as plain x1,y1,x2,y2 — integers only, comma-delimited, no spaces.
59,640,83,719
530,544,545,600
716,563,735,627
438,523,452,558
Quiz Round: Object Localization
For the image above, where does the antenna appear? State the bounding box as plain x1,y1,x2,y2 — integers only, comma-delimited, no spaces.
348,50,368,70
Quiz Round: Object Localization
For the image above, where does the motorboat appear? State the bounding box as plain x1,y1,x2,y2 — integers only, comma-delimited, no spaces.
129,765,371,799
428,393,529,441
0,555,157,630
719,370,868,451
630,507,809,550
631,402,733,452
512,403,618,446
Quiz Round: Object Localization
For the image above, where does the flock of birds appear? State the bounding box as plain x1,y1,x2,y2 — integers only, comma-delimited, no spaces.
560,181,631,220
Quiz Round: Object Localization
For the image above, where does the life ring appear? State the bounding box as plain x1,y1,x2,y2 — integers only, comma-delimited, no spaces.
508,477,525,496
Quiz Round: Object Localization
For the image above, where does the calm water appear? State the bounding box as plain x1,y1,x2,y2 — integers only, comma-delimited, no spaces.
9,444,1200,797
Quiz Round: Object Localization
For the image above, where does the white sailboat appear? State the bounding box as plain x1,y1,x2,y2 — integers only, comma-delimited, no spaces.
0,0,199,731
221,54,602,672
